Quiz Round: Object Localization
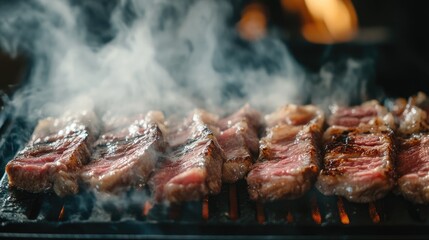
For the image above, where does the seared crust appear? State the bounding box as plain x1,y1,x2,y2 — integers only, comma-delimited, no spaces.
80,123,165,193
6,111,99,197
150,110,225,203
247,104,324,202
316,126,395,203
396,133,429,203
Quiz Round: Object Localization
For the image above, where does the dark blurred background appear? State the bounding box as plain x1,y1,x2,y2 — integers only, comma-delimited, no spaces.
1,0,429,101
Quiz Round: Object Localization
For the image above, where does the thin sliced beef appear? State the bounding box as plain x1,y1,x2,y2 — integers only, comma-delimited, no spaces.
30,110,101,143
329,100,394,129
150,110,225,203
6,111,100,197
316,123,395,203
397,133,429,203
217,105,262,183
247,105,324,201
394,95,429,203
166,109,220,149
81,112,166,192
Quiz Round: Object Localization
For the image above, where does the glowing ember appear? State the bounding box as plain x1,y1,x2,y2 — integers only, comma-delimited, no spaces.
337,197,350,225
369,202,381,224
58,206,65,221
311,197,322,224
229,184,238,221
143,200,153,217
256,202,265,224
202,196,209,220
286,210,294,223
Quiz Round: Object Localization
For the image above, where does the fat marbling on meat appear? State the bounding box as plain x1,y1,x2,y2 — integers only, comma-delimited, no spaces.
247,104,324,201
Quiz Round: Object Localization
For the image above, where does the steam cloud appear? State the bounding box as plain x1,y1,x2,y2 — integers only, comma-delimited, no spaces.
0,0,379,213
0,0,376,120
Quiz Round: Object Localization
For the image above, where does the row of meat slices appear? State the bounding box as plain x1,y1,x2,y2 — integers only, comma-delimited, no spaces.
6,94,429,204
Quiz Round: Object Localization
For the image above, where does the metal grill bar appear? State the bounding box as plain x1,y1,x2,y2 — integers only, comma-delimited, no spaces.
2,175,429,225
1,175,429,238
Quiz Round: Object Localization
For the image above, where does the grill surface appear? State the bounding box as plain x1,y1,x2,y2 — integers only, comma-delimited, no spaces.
1,174,429,239
1,118,429,239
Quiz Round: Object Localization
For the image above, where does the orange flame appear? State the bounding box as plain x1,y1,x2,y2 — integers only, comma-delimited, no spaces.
369,202,381,224
282,0,358,44
229,184,238,221
143,200,153,217
202,196,209,220
237,3,267,41
256,202,266,224
58,206,65,221
337,197,350,225
311,197,322,224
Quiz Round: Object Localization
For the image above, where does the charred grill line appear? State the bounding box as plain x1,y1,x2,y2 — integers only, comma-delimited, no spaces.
317,101,396,203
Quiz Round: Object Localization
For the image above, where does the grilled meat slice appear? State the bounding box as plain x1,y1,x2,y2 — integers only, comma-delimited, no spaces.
393,95,429,203
6,111,99,197
218,104,262,153
150,110,225,203
30,110,101,143
81,112,166,192
316,124,395,203
217,105,262,183
397,133,429,203
218,121,255,183
329,100,394,129
150,134,224,203
247,105,324,201
166,109,220,149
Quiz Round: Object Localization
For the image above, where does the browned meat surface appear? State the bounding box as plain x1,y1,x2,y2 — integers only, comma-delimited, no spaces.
397,133,429,203
30,110,101,143
217,105,262,183
166,109,220,149
247,105,324,201
316,125,395,203
393,94,429,203
150,110,225,203
329,100,394,129
218,105,261,153
6,111,100,197
81,112,166,192
317,101,395,203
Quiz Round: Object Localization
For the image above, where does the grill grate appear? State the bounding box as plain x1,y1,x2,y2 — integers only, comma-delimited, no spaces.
1,173,429,238
1,118,429,238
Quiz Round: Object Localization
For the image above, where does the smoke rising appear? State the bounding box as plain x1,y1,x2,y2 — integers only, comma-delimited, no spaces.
0,0,380,121
0,0,310,120
0,0,380,214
